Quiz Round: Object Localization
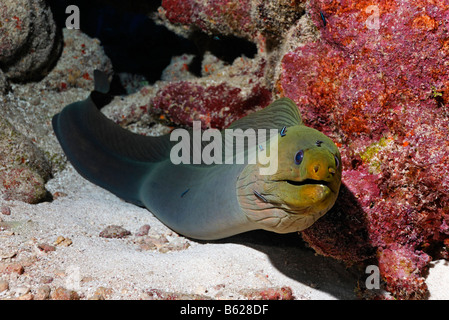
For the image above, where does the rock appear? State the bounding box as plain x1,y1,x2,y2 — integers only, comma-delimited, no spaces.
135,224,151,237
14,286,30,296
0,69,8,94
0,0,62,82
0,262,24,275
0,117,52,204
17,292,34,300
1,206,11,215
40,276,54,284
52,192,68,200
0,26,113,182
145,288,211,300
0,167,49,204
151,76,272,129
0,250,17,260
0,0,33,63
151,54,272,129
41,28,113,91
50,287,80,300
34,285,51,300
37,243,56,253
240,286,294,300
159,0,304,40
90,287,113,300
99,225,131,239
0,280,9,292
135,234,191,253
54,236,72,247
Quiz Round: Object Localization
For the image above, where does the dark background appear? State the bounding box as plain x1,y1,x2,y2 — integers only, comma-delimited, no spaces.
49,0,257,85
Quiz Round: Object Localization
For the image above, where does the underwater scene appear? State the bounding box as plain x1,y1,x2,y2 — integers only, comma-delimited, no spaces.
0,0,449,302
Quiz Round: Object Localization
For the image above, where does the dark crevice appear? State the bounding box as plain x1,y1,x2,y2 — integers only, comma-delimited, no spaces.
49,0,258,87
188,30,257,77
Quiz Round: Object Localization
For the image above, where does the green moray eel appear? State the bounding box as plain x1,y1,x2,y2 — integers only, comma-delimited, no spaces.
52,71,341,240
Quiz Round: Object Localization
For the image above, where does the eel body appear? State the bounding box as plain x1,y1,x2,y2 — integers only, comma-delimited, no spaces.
52,71,341,240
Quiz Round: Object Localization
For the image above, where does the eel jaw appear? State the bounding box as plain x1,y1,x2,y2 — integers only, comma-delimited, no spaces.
285,178,330,188
237,166,340,234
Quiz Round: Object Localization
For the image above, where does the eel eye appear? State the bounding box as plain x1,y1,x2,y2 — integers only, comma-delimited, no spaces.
294,150,304,165
334,155,340,168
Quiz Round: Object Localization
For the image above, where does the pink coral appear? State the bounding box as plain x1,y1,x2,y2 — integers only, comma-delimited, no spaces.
156,0,449,298
280,0,449,298
161,0,305,39
152,81,271,129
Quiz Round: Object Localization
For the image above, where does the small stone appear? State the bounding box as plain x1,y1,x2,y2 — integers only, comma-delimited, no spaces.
90,286,113,300
240,286,294,300
99,225,131,238
17,292,33,300
136,224,151,236
53,269,66,277
54,236,64,244
0,250,17,260
81,276,94,284
0,262,24,274
138,242,157,251
1,206,11,215
54,236,72,247
40,276,53,284
0,280,9,292
148,235,168,247
35,285,51,300
89,293,105,300
50,287,80,300
37,243,56,253
52,191,67,199
14,286,30,296
158,246,170,254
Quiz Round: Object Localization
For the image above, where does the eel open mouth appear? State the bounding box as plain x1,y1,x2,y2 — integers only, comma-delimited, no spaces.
286,179,329,187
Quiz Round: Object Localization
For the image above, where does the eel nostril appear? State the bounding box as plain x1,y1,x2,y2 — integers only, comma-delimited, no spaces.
313,164,320,173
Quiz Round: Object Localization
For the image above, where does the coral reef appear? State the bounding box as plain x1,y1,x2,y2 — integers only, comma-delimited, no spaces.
0,0,447,299
151,55,272,129
156,0,449,299
43,29,113,91
160,0,305,40
279,0,449,299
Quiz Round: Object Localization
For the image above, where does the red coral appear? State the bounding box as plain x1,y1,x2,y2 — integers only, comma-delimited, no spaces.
158,0,449,299
161,0,255,37
279,0,449,298
152,81,272,129
377,245,431,299
161,0,305,39
161,0,195,26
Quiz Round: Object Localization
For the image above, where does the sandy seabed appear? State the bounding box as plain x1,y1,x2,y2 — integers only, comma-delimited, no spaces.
0,163,447,300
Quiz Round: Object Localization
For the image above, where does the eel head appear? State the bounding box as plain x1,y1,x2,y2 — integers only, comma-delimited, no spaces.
237,125,342,233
